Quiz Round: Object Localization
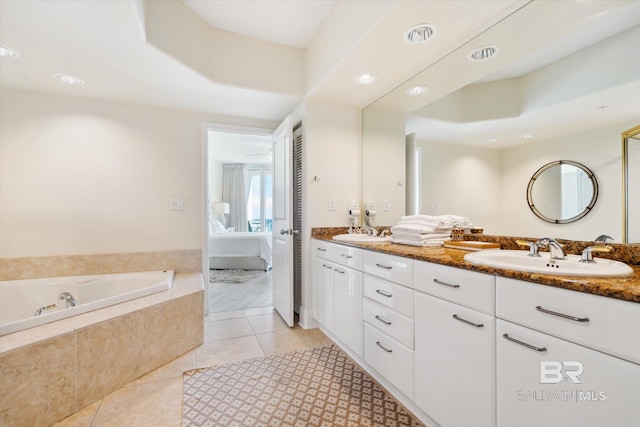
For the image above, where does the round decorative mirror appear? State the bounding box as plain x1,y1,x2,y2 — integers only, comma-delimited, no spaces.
527,160,598,224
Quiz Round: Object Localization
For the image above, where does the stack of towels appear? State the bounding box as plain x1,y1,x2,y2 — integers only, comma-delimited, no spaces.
390,214,473,247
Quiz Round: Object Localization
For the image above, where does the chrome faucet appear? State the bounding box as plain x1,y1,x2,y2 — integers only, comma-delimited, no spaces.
594,234,613,243
58,292,78,308
580,244,614,263
535,238,566,260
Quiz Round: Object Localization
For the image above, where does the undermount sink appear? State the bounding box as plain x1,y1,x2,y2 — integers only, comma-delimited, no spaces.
464,249,634,278
332,234,390,244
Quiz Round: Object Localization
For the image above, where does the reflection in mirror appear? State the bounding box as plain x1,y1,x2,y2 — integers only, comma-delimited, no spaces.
527,161,598,224
362,2,640,242
622,125,640,243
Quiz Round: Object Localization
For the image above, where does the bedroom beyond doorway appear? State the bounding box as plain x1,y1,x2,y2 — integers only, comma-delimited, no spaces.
208,269,273,313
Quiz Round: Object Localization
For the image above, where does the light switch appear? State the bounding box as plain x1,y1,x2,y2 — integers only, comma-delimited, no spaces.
383,200,390,211
170,199,184,210
328,199,336,211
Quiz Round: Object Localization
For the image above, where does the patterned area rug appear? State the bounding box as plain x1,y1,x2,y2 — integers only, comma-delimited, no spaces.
182,345,424,427
209,269,266,284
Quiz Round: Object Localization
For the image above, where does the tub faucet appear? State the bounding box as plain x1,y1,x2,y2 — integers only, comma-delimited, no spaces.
535,238,566,260
59,292,78,308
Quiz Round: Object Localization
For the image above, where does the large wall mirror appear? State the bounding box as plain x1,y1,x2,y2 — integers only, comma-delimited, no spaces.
362,1,640,243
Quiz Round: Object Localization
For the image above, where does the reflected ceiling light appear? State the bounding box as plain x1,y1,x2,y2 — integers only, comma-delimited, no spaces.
54,74,84,85
0,45,19,58
354,73,377,85
521,134,535,139
404,24,437,44
488,138,498,143
407,86,428,96
468,45,499,62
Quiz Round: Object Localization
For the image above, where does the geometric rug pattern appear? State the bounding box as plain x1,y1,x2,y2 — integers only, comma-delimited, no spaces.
182,345,424,427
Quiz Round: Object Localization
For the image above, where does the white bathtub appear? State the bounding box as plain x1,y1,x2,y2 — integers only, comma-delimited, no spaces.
0,270,174,336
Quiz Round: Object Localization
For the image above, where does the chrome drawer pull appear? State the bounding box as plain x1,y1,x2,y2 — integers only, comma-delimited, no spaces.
433,279,460,288
452,314,484,328
375,289,393,298
317,248,327,252
375,263,393,270
535,306,589,323
322,264,333,270
375,315,392,325
376,341,393,353
335,269,345,274
340,254,353,259
503,333,547,352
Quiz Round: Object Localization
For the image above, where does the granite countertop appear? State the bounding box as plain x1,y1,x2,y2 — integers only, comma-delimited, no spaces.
313,234,640,304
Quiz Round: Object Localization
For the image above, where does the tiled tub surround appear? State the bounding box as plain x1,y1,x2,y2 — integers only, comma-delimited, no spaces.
0,249,202,281
312,229,640,303
0,273,204,427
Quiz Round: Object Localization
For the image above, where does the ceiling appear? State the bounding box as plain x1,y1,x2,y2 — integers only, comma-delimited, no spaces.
1,0,637,142
209,131,273,164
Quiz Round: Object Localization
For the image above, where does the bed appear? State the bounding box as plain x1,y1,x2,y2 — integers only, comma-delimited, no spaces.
208,219,273,270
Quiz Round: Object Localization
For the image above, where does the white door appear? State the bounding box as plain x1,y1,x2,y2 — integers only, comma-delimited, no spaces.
271,116,294,327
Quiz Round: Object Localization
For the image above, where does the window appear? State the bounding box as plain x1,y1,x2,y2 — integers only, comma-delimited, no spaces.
246,165,272,232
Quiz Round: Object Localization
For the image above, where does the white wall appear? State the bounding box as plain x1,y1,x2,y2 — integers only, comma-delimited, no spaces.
0,88,277,257
300,98,361,328
416,140,502,231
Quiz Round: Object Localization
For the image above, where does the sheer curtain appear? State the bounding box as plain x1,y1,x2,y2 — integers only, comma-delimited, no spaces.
222,164,248,232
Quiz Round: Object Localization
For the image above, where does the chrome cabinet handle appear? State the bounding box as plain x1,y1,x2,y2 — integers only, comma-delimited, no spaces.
503,333,547,352
334,268,345,274
535,306,589,323
375,315,392,325
376,341,393,353
375,289,392,298
452,314,484,328
322,264,332,270
375,263,392,270
433,279,460,288
316,248,327,252
340,254,353,259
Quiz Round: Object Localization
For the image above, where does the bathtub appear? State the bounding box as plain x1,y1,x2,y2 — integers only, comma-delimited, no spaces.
0,270,174,336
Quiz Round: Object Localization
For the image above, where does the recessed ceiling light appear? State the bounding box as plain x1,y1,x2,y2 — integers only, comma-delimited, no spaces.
521,134,535,139
407,86,429,96
404,24,437,44
354,73,377,85
0,45,19,58
54,74,85,85
468,45,499,62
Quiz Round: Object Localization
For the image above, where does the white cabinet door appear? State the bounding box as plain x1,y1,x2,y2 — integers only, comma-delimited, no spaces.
415,292,496,427
313,257,334,331
333,266,363,358
497,320,640,427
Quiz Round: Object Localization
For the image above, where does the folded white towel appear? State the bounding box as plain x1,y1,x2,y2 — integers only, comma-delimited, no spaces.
391,224,451,234
391,232,451,241
399,214,472,228
390,237,450,247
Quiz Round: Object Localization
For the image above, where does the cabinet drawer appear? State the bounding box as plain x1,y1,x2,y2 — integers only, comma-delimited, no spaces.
363,251,414,288
497,320,640,427
363,275,414,318
497,277,640,364
363,299,414,349
364,323,414,400
330,244,363,270
313,239,332,260
415,261,495,315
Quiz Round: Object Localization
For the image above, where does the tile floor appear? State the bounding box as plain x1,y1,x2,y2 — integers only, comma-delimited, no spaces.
208,270,273,313
53,306,331,427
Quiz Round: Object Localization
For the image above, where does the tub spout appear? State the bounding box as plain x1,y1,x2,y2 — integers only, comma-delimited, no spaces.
58,292,78,307
34,304,58,316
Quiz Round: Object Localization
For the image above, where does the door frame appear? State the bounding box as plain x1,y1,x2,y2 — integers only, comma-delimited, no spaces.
200,122,274,315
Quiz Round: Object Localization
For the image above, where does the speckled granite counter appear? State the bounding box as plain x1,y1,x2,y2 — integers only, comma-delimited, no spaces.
312,229,640,304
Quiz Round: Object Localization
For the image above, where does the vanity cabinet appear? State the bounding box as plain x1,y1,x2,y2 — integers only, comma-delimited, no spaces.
414,261,496,427
312,239,363,357
496,277,640,427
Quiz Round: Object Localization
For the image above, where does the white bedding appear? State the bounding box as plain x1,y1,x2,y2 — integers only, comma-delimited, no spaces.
208,232,273,269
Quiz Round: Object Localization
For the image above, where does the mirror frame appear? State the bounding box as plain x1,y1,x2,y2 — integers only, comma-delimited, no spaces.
526,160,598,224
622,124,640,243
